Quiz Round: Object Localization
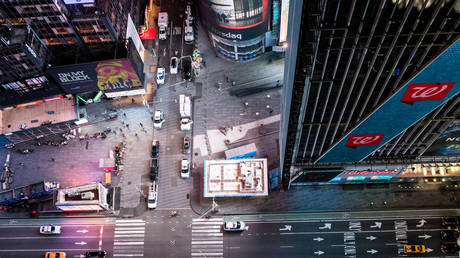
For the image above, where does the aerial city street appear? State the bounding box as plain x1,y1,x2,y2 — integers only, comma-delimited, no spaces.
0,0,459,257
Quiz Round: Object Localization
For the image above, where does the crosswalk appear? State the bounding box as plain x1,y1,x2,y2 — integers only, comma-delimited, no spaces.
113,219,146,257
191,217,224,257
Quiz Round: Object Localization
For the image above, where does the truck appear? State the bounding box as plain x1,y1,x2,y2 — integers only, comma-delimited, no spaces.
158,12,168,40
225,143,257,160
179,94,193,131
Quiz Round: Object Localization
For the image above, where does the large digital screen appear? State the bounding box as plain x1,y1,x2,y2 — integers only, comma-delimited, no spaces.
423,122,460,156
317,38,460,163
199,0,271,41
48,59,143,94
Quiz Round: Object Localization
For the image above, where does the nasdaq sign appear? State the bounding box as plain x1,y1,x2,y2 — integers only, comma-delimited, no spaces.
317,39,460,163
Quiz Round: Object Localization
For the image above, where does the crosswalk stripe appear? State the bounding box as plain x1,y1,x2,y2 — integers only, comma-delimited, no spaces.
115,227,145,230
192,222,223,225
116,219,145,223
115,234,145,238
192,241,223,245
115,230,145,234
192,218,223,222
115,223,146,226
114,242,145,245
191,253,223,256
192,225,221,229
192,229,222,233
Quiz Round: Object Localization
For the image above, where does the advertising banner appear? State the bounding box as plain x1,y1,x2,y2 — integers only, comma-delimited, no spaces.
317,38,460,163
423,122,460,156
199,0,270,41
48,59,143,94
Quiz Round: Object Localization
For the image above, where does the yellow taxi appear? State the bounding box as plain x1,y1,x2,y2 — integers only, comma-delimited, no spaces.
45,252,66,258
403,245,426,253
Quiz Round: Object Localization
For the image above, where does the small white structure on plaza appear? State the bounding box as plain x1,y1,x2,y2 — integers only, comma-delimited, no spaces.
55,182,109,211
204,159,268,197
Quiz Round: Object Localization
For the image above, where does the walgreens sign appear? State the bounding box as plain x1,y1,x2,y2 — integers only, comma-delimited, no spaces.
345,134,385,148
401,82,454,105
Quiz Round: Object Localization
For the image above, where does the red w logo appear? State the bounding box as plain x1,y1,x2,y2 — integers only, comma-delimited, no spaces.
346,134,385,148
401,82,454,105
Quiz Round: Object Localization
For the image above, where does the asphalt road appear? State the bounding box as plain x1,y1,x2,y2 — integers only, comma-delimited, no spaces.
224,214,460,258
0,218,115,258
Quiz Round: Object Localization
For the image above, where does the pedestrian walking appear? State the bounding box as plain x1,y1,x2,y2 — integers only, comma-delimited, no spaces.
151,116,154,122
122,132,126,138
123,113,127,117
131,98,135,104
119,128,123,132
139,122,143,127
121,120,125,125
135,133,138,137
126,124,129,129
50,158,55,162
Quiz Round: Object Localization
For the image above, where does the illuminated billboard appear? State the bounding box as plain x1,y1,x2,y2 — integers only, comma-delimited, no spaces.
317,38,460,163
423,122,460,156
199,0,271,41
48,59,143,94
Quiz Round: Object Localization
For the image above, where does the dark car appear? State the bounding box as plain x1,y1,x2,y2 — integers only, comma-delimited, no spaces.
441,217,459,228
152,140,160,158
183,137,190,154
181,56,192,81
150,158,159,181
441,230,459,241
85,251,107,258
441,242,460,254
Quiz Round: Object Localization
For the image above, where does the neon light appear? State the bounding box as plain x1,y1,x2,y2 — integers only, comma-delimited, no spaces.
44,96,64,102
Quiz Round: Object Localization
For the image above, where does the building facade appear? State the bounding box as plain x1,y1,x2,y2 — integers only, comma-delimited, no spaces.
281,0,460,188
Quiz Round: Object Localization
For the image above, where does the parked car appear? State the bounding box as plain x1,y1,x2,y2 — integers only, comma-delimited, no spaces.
170,57,178,74
441,242,460,254
442,217,459,228
153,110,165,129
183,137,190,154
403,244,426,254
85,251,107,258
148,182,158,209
152,140,160,158
441,230,459,241
150,158,159,181
181,159,189,178
40,225,61,235
156,67,165,85
181,56,192,81
223,221,247,232
45,252,66,258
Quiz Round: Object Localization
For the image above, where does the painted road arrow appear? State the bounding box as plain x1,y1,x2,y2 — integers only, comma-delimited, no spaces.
426,248,433,253
76,229,88,233
367,249,378,254
73,255,85,258
313,237,324,242
314,250,324,255
370,222,382,229
366,236,377,241
416,219,427,228
418,234,431,239
318,223,331,230
279,225,292,231
74,241,87,245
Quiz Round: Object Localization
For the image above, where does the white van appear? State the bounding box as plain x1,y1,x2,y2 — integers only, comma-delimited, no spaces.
148,182,158,209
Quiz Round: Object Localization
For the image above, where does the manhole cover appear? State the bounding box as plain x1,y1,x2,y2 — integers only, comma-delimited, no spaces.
194,152,198,156
127,181,131,185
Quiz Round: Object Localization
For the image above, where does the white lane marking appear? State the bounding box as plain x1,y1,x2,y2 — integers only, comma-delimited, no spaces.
281,228,447,235
280,246,294,248
191,253,223,256
229,247,240,249
99,226,104,249
113,242,145,245
0,249,89,252
0,236,100,240
191,241,223,245
192,222,223,225
113,254,144,257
